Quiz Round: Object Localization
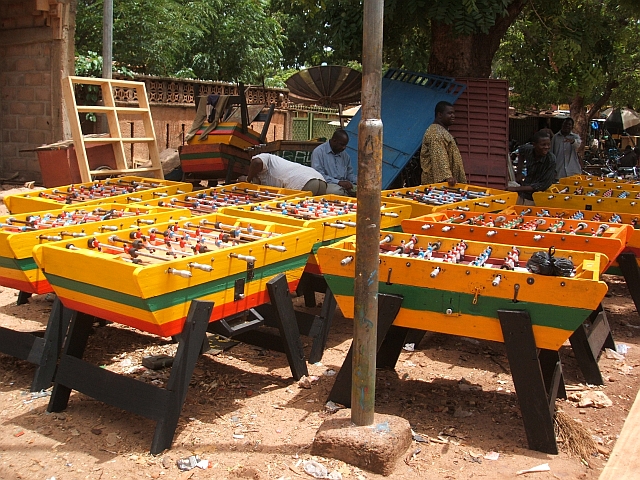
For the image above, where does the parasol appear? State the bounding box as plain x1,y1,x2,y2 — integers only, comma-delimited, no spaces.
286,66,362,107
603,107,640,133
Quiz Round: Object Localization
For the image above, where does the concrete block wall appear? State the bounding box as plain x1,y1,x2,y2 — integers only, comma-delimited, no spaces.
0,0,74,183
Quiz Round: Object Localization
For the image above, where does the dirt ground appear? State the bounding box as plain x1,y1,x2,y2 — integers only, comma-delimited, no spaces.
0,185,639,479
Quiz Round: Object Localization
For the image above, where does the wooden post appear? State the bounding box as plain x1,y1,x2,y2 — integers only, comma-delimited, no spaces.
352,0,384,426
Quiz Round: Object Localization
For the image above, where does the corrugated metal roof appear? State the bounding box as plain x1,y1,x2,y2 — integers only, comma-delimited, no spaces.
343,69,466,189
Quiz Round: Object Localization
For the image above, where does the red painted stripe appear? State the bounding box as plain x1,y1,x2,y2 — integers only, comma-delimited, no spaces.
58,278,300,337
622,246,640,257
0,276,53,294
304,263,322,275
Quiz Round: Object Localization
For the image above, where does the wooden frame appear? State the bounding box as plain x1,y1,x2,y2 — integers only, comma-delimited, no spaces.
62,76,164,182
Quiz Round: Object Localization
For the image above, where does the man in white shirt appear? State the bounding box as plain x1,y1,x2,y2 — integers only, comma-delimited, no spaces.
551,118,582,178
242,153,327,195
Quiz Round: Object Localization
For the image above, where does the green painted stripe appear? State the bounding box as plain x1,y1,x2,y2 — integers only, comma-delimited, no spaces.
605,265,623,276
323,273,591,332
0,255,37,271
46,254,307,312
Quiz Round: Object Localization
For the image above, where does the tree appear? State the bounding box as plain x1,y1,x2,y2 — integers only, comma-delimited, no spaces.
274,0,527,76
494,0,640,148
186,0,284,82
75,0,285,82
75,0,205,76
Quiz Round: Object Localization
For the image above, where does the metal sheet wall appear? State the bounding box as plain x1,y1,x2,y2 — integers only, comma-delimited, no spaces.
448,78,510,190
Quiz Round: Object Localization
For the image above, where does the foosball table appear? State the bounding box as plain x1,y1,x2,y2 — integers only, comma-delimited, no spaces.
316,231,610,455
2,176,192,214
133,182,305,215
533,191,640,215
549,183,640,199
401,209,631,271
381,183,518,216
33,213,315,337
222,194,412,276
0,204,189,300
558,175,640,191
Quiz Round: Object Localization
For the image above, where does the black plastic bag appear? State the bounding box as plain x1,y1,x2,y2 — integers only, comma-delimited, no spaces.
526,246,574,277
526,248,554,275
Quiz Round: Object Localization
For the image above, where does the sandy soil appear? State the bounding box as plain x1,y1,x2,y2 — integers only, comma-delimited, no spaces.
0,185,638,480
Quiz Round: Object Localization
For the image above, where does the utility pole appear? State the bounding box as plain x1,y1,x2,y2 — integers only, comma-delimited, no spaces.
102,0,113,80
352,0,384,426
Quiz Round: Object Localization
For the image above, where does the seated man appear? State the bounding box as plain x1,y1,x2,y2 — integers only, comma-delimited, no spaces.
311,129,357,196
618,146,640,167
507,131,557,205
241,153,327,195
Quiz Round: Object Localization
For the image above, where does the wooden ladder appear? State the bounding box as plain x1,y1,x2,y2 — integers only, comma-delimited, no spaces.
62,76,164,182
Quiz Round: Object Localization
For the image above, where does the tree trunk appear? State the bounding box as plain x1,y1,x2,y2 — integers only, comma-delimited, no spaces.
570,81,619,158
570,95,588,158
428,1,526,77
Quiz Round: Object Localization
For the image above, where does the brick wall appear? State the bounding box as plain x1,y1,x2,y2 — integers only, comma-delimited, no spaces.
0,0,74,183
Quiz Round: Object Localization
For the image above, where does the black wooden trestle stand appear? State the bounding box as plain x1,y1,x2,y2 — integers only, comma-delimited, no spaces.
497,309,562,454
568,304,615,385
0,298,73,391
326,296,615,454
229,273,337,369
47,300,213,454
616,252,640,312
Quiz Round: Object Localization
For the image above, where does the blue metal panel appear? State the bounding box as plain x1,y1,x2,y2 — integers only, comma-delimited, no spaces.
344,69,466,189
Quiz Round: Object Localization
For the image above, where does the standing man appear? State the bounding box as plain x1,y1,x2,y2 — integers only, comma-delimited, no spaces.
242,153,327,195
311,129,357,196
507,131,557,205
420,101,466,186
551,117,582,178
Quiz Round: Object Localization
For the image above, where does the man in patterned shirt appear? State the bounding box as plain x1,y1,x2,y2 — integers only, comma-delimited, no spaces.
420,101,466,186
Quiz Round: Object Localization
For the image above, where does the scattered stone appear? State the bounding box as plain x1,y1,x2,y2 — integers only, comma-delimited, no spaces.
453,407,473,418
605,348,625,361
302,460,341,479
105,432,119,446
298,375,319,389
568,391,613,408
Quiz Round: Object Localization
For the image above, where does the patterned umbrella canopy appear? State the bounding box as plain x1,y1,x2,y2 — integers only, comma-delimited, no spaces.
286,66,362,107
603,107,640,132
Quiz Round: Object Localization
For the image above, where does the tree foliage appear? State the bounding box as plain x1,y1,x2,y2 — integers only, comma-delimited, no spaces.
75,0,284,82
494,0,640,113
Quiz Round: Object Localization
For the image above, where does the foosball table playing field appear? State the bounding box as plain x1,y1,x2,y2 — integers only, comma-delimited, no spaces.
382,183,518,216
135,182,306,215
401,209,631,272
0,204,189,300
2,176,192,214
